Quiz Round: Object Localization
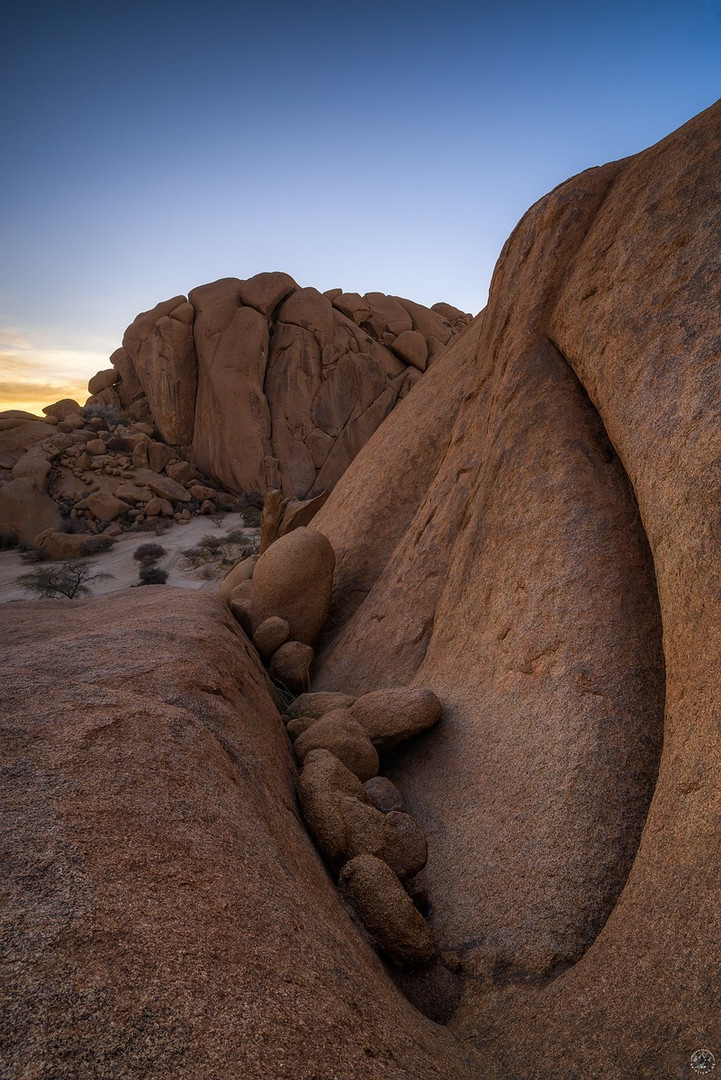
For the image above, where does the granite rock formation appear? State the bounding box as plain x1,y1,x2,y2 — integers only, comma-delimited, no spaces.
0,590,477,1080
105,275,470,498
2,100,720,1080
310,99,721,1076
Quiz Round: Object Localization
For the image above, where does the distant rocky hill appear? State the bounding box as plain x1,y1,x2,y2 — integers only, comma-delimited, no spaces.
0,276,470,544
86,275,470,497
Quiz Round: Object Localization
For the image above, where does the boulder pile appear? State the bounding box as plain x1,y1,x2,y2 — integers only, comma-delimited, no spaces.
218,519,442,969
0,405,242,547
93,274,471,499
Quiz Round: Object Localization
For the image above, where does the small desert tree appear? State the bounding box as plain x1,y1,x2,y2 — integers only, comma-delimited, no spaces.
16,559,112,599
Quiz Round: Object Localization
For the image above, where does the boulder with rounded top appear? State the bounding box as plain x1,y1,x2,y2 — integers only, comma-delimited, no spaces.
250,526,335,646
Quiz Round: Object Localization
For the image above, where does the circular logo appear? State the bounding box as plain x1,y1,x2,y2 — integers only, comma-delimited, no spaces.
691,1049,716,1073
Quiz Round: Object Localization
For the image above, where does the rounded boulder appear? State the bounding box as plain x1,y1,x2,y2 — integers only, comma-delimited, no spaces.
338,855,435,969
293,709,379,781
250,527,335,647
268,641,314,695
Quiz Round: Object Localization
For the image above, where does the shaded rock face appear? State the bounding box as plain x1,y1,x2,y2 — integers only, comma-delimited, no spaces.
310,101,721,1075
106,273,471,498
0,589,478,1080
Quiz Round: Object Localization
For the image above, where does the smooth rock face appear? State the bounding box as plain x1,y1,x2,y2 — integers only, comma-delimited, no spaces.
339,856,436,970
251,526,335,646
311,103,721,1077
1,590,475,1079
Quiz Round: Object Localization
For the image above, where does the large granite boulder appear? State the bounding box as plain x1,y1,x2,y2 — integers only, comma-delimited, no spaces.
0,590,477,1080
93,274,470,499
310,100,721,1077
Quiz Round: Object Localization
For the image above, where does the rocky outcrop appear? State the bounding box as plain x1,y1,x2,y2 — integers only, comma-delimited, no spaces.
0,589,478,1079
98,275,471,498
309,100,721,1077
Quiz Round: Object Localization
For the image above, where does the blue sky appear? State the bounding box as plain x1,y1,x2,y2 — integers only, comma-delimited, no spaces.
1,0,720,412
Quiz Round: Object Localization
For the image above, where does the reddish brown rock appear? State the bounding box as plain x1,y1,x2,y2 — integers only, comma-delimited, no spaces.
338,855,435,970
311,103,721,1078
287,690,356,719
87,368,117,395
296,748,385,868
42,398,82,420
0,590,474,1078
217,555,258,603
350,687,442,752
252,615,290,660
75,492,130,521
390,330,428,372
293,710,379,781
267,640,314,694
132,468,191,504
0,478,61,541
250,526,335,646
122,296,196,445
32,530,114,561
363,776,404,814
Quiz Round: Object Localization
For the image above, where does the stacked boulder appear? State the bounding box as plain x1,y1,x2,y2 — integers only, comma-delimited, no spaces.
289,687,442,969
0,403,242,548
218,529,442,968
98,273,472,499
221,526,334,694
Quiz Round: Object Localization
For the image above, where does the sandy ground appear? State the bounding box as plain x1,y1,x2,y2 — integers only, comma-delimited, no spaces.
0,514,257,604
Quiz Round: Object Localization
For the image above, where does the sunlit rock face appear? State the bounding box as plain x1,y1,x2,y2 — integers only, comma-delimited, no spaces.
108,273,471,498
311,99,721,1077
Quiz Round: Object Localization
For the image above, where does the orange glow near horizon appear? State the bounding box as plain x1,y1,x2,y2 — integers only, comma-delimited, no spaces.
0,379,91,418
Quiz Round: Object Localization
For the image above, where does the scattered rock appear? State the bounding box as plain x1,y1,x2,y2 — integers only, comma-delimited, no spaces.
75,492,131,521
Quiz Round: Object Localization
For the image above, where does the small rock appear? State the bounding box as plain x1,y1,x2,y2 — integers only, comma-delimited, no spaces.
363,776,404,814
190,484,216,501
350,687,441,752
378,811,428,880
253,616,290,661
293,710,379,782
218,556,259,603
75,492,130,522
229,596,252,635
268,641,314,694
286,716,317,741
338,855,435,969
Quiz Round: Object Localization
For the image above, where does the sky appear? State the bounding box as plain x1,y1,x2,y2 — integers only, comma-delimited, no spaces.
1,0,720,415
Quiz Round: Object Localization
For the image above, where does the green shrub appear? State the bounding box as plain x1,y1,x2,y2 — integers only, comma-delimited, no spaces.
241,506,261,528
16,560,112,599
133,542,167,563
